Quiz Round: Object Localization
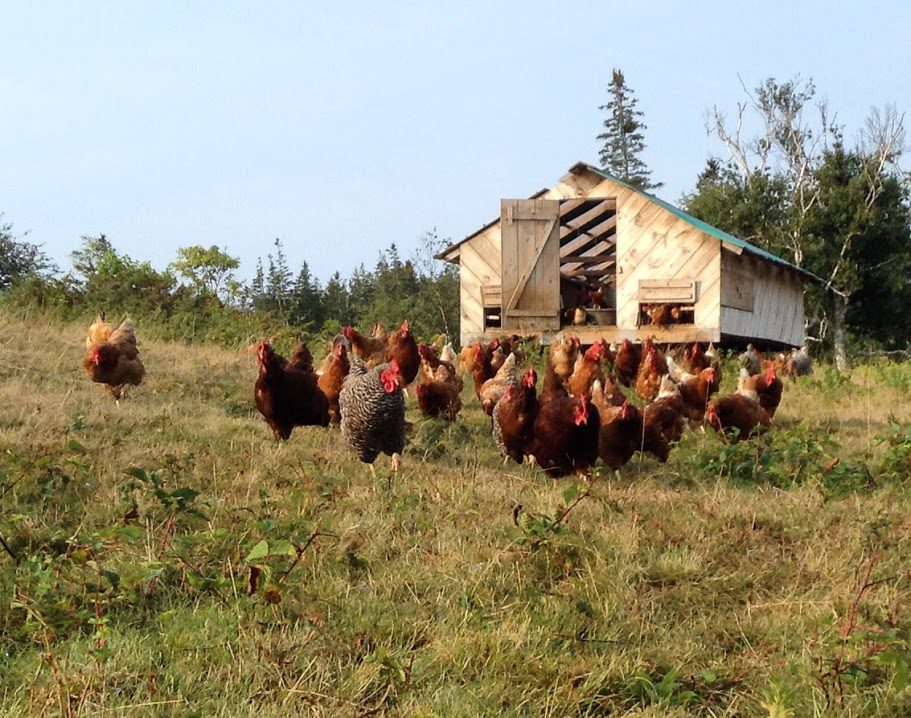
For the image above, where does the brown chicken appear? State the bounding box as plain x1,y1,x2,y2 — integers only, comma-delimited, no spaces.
614,338,642,387
254,341,330,439
83,316,145,400
415,379,462,421
286,342,314,372
641,376,687,462
567,341,606,399
418,342,464,392
479,352,517,415
492,367,539,463
751,364,784,418
385,320,420,386
539,354,569,406
317,341,349,424
635,338,668,401
645,303,682,329
342,326,388,367
526,394,600,478
674,366,718,422
549,336,581,382
683,342,710,374
590,388,643,471
706,374,770,441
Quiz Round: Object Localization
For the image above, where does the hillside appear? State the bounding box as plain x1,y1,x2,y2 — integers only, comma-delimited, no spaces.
0,313,909,717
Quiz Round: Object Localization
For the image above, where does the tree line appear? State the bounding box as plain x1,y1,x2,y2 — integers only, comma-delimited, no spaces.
1,72,909,358
0,224,458,348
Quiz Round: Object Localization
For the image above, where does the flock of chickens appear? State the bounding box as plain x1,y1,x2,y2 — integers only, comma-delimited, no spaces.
82,314,812,478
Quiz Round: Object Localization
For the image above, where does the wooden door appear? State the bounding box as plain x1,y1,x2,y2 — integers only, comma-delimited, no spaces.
500,198,560,330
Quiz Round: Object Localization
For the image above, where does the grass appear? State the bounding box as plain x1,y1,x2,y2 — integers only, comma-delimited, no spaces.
0,311,910,717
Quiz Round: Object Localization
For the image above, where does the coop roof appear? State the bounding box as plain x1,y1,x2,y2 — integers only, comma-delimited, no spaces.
437,162,821,283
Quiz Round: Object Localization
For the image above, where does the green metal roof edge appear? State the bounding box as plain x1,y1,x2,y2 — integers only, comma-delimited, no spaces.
582,164,824,283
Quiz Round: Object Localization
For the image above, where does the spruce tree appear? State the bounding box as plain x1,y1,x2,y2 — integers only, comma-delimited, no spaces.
596,69,662,190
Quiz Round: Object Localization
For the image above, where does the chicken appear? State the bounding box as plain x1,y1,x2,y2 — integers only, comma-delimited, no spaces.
479,352,517,415
415,379,462,421
418,342,461,389
385,320,420,386
540,353,569,406
488,345,506,374
492,367,539,463
590,387,643,471
645,303,682,329
549,336,581,382
751,364,783,418
641,376,687,462
567,341,606,399
342,326,387,367
705,370,770,441
317,341,350,424
83,316,145,400
784,346,813,378
572,307,588,325
286,342,314,372
254,341,330,439
634,339,668,401
706,395,770,442
339,357,406,470
614,338,642,387
440,341,457,365
674,365,718,422
526,394,600,478
683,342,710,374
739,343,762,375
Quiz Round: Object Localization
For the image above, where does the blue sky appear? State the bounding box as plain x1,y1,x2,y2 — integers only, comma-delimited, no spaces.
2,1,909,282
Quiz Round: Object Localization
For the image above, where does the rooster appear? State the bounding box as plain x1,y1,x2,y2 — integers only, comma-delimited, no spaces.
339,357,406,471
254,341,330,439
83,315,145,400
492,367,539,464
385,320,420,386
317,341,350,424
526,394,600,478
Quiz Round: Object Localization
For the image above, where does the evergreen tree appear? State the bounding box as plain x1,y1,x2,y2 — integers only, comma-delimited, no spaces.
265,238,292,313
321,271,350,327
288,260,324,329
596,69,662,190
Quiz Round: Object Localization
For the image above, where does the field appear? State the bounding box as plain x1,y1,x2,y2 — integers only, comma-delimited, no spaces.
1,312,910,717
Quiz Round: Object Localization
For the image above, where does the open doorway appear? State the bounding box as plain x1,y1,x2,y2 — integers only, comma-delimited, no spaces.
558,197,617,328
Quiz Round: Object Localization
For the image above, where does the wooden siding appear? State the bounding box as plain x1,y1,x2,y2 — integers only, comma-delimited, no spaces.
452,165,804,347
584,176,721,340
720,250,805,346
457,229,501,337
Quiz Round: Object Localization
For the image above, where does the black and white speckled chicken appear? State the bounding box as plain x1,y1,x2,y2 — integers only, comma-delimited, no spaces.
339,355,406,472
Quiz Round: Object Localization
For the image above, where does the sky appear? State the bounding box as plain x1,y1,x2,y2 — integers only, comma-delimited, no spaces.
2,1,910,283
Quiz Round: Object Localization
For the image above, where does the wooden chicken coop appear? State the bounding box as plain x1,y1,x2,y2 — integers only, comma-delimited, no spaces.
437,162,816,348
